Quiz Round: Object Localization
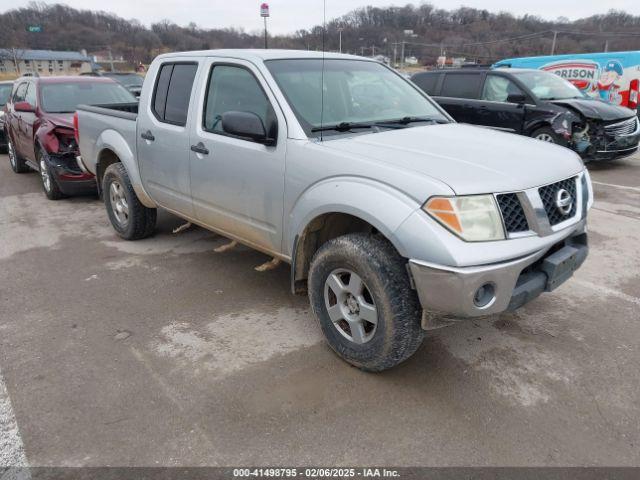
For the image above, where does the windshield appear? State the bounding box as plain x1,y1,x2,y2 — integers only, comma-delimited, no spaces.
41,81,136,113
265,59,449,137
514,71,585,101
106,74,144,87
0,84,12,106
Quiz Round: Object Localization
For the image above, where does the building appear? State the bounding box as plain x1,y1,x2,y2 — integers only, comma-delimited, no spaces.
0,49,93,76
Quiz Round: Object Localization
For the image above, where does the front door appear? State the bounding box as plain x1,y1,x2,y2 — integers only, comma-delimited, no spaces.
137,61,200,216
476,74,527,133
189,59,286,255
21,82,38,161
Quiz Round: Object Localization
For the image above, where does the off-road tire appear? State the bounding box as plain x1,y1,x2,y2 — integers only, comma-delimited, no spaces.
8,137,29,173
37,148,65,200
103,162,156,240
308,233,425,372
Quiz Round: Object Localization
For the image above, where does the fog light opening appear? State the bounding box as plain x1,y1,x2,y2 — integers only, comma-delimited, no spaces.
474,283,496,308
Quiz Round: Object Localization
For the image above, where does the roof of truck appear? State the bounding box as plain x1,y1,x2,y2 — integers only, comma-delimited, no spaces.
156,49,370,62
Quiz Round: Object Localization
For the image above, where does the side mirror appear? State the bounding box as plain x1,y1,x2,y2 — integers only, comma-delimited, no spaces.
507,93,527,105
221,111,275,145
14,101,35,112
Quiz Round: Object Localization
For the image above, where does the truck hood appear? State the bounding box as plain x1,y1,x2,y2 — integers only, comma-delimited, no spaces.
323,123,584,195
550,98,636,122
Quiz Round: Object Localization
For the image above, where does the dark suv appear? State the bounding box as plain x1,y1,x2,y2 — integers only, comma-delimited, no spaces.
4,76,136,199
411,68,640,161
0,81,12,152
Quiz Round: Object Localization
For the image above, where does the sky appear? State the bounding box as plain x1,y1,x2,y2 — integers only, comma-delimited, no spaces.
2,0,640,34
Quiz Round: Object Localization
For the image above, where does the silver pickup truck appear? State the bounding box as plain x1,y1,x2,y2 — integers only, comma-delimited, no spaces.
77,49,593,371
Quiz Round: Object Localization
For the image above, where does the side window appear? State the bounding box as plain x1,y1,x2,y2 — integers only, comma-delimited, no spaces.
440,73,482,99
13,83,27,103
413,73,440,95
482,75,524,103
151,62,197,126
203,65,274,138
25,83,37,106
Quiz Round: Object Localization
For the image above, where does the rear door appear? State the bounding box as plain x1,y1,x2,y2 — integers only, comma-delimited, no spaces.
137,60,200,216
8,82,27,156
434,72,484,124
476,73,528,133
188,58,287,255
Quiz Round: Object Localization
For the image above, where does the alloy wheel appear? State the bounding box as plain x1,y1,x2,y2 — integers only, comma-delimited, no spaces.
324,268,378,344
40,158,51,192
109,180,129,227
536,133,555,143
8,140,16,168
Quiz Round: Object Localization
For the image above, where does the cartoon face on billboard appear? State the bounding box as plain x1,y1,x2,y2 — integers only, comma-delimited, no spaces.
597,60,623,103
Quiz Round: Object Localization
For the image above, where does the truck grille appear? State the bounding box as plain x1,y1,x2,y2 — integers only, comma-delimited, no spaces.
604,117,638,137
496,193,529,233
538,177,577,226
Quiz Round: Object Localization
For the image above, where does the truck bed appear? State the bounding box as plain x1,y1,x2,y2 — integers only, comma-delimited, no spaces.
76,102,139,177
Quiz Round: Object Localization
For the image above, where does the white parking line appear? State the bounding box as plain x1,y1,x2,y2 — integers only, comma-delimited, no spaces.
0,367,28,468
592,181,640,193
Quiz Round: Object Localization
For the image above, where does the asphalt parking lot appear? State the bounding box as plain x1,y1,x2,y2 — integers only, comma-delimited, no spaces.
0,152,639,467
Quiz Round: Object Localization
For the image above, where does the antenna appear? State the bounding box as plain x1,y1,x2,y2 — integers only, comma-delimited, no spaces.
319,0,326,142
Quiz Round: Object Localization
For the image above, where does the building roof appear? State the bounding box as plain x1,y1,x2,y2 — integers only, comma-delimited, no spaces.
0,49,91,62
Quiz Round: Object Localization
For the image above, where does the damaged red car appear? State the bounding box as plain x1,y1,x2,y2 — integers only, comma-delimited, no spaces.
4,76,136,199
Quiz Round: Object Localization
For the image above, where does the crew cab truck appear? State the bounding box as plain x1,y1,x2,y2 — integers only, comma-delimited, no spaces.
76,50,593,371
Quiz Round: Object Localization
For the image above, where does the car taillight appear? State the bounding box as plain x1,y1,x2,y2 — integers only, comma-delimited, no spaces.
629,79,639,110
73,112,79,144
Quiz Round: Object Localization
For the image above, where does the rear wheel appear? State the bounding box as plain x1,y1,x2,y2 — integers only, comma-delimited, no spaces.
531,127,561,144
103,162,156,240
8,138,29,173
308,233,425,372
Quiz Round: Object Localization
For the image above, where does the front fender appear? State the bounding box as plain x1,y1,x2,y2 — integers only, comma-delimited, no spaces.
95,129,156,208
286,176,422,258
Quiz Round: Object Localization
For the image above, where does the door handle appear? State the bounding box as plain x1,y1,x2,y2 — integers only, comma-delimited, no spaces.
141,131,155,141
190,142,209,155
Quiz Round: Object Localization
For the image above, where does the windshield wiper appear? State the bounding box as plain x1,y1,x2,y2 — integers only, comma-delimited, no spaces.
375,116,446,128
311,122,375,133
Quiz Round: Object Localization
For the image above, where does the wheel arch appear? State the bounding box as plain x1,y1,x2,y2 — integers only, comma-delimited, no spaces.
288,178,419,294
94,129,156,208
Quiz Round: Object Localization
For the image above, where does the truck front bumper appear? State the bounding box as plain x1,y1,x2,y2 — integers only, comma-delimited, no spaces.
409,228,588,324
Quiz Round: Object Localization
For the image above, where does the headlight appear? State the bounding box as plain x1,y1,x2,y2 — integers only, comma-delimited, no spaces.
423,195,505,242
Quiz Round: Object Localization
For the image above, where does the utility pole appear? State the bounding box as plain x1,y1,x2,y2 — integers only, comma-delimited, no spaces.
392,43,397,68
604,39,609,52
338,28,343,53
400,40,405,70
550,30,558,55
107,46,115,72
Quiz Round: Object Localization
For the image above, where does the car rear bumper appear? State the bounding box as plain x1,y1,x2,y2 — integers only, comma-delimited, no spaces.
409,225,588,326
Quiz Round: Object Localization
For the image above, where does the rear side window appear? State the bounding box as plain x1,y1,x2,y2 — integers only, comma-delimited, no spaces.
440,73,482,99
412,73,439,95
152,62,197,126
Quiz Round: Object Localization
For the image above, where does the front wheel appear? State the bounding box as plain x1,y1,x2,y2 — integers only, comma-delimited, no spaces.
308,233,425,372
531,127,561,144
103,162,156,240
37,149,65,200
